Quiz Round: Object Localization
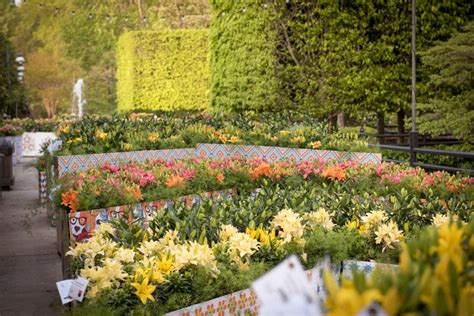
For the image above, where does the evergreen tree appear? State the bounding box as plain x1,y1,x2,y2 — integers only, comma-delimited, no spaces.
418,22,474,143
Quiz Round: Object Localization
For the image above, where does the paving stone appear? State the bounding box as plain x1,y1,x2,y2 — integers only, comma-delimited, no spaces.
0,160,62,315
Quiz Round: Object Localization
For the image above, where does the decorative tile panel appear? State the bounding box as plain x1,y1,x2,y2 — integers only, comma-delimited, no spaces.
68,189,236,243
56,144,381,178
194,144,382,165
56,148,194,178
341,260,398,279
22,132,57,157
39,171,47,207
166,264,342,316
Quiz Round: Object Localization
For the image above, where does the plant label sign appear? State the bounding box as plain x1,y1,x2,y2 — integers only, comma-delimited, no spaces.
56,277,89,305
252,255,321,316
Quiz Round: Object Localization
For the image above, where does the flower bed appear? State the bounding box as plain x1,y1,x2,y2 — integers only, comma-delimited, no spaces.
68,189,235,243
55,111,373,156
67,208,394,314
166,260,392,316
0,117,59,133
55,137,472,314
64,160,472,311
67,205,473,315
57,155,473,253
53,145,382,265
54,144,381,178
0,135,23,165
323,222,474,315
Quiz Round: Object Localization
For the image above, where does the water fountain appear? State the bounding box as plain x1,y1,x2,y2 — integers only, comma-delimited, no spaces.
72,79,86,118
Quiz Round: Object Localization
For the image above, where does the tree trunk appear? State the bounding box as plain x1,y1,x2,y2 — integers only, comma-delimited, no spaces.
376,112,385,144
397,109,405,144
328,113,338,133
137,0,145,27
337,112,345,128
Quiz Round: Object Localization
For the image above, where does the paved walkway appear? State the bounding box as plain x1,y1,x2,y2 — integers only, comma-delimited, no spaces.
0,160,62,315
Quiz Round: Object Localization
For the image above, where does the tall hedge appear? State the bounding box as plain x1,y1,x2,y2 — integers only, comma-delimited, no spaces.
116,30,209,112
210,1,279,111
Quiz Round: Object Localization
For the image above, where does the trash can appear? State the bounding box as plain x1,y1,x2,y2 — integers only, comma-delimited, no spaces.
0,153,3,198
0,144,15,189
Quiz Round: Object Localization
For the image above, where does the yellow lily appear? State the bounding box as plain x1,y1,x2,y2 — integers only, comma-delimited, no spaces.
131,277,156,304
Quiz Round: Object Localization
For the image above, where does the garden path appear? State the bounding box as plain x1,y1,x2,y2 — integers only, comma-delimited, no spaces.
0,160,62,315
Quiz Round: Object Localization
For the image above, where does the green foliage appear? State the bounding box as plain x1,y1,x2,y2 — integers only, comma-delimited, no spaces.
210,0,279,111
68,263,270,315
117,30,210,112
418,22,474,143
148,178,473,247
272,0,473,119
56,111,368,155
6,0,210,117
0,2,26,118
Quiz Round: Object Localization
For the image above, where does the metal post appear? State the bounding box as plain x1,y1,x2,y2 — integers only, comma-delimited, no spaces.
409,0,418,166
411,0,416,132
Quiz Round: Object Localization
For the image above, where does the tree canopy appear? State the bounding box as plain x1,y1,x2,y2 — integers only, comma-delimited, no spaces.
418,22,474,143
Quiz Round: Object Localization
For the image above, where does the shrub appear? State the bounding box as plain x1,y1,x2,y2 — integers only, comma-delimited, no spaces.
116,30,210,112
210,0,279,111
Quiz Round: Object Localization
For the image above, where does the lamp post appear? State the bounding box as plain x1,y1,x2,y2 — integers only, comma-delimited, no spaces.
15,55,25,118
409,0,419,166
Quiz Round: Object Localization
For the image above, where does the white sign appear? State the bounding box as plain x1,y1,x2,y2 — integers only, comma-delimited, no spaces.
56,277,89,305
252,255,322,316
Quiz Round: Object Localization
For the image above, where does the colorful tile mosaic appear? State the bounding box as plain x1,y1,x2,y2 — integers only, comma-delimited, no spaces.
341,260,398,279
39,171,47,208
194,144,382,165
166,264,343,316
166,289,257,316
68,189,236,243
56,144,381,179
0,136,23,165
56,148,195,178
22,132,57,157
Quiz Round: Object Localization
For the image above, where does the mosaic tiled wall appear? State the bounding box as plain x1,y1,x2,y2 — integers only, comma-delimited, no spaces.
166,288,259,316
56,148,194,178
194,144,382,164
0,136,23,165
69,189,235,243
165,262,395,316
341,260,397,279
39,171,47,208
56,144,382,178
22,132,57,157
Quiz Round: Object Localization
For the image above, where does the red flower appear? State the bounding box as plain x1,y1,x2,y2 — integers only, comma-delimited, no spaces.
102,163,120,173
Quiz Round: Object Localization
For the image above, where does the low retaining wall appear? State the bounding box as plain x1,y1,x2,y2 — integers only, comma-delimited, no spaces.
39,171,47,207
55,144,382,178
166,260,395,316
195,143,382,165
22,132,57,157
67,189,236,243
